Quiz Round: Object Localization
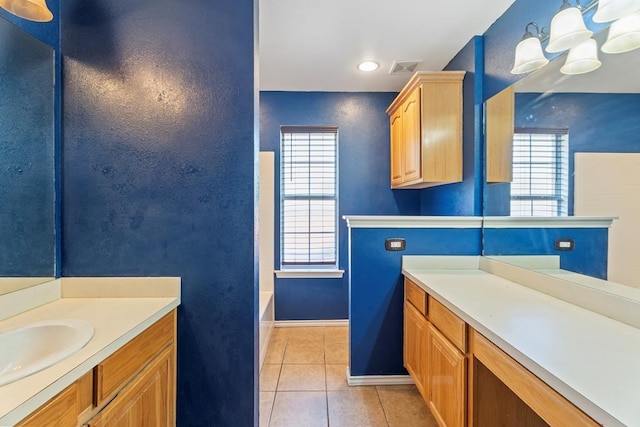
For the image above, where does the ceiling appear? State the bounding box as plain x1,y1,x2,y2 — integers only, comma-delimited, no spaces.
259,0,516,92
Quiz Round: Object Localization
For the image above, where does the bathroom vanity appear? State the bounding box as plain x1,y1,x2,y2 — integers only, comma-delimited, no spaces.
402,256,640,427
0,278,180,426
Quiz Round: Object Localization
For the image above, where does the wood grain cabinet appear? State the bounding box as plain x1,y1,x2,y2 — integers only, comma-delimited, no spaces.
428,324,465,427
485,86,515,183
16,310,177,427
404,277,467,427
404,301,429,401
387,71,465,189
404,275,600,427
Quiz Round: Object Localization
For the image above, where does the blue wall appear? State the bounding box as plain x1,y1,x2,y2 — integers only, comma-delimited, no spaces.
260,92,420,320
0,18,55,276
420,36,484,217
349,226,482,376
483,227,609,279
61,1,257,426
486,93,640,215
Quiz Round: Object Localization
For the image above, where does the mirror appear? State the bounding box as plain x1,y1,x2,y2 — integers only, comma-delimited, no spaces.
0,16,55,294
483,24,640,288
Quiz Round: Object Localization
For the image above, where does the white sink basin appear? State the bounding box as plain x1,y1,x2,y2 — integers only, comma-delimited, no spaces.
0,319,94,387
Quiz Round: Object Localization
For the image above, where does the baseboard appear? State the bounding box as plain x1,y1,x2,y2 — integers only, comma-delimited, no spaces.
275,319,349,327
346,367,415,386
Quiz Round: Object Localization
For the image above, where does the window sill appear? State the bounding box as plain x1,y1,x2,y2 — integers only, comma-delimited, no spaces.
274,269,345,279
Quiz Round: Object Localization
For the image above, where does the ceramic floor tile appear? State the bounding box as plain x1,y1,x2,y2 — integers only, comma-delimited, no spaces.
264,338,286,364
260,364,281,392
283,340,324,364
271,327,289,341
269,392,328,427
376,385,437,427
278,364,326,391
324,341,349,364
286,326,325,343
325,364,350,391
327,389,388,427
259,391,275,427
324,326,349,344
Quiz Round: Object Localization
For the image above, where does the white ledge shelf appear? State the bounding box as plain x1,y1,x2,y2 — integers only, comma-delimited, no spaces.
343,216,483,229
483,216,616,228
275,270,344,279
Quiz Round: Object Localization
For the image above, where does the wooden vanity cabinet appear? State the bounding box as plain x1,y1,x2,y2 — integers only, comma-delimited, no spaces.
404,277,467,427
428,324,465,427
404,275,600,427
86,346,174,427
16,310,177,427
16,382,79,427
404,301,429,401
387,71,465,189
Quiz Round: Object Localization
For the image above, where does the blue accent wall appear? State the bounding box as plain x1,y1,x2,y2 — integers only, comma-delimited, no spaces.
349,227,481,376
486,93,640,215
260,92,420,320
483,227,609,279
0,18,55,276
420,36,483,217
61,1,258,425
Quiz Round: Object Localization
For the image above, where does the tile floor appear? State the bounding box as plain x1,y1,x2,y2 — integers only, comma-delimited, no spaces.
260,326,438,427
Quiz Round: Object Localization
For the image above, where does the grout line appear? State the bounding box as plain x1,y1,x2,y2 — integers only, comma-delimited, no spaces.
375,386,392,427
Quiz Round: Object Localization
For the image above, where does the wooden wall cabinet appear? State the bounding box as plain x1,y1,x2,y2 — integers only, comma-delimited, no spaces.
387,71,465,189
485,86,515,183
16,310,177,427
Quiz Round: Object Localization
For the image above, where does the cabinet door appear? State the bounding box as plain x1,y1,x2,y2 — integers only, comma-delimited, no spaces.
402,88,421,183
404,301,429,401
390,109,404,186
428,324,465,427
87,347,175,427
422,81,463,183
486,86,515,183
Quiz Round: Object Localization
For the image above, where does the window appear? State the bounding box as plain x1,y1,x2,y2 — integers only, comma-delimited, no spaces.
510,128,568,217
280,126,338,268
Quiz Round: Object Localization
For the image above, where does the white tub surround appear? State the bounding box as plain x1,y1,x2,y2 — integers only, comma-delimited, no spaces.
259,291,274,369
0,277,180,426
402,256,640,426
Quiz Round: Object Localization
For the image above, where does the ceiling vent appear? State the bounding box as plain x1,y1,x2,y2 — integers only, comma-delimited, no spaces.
389,60,422,75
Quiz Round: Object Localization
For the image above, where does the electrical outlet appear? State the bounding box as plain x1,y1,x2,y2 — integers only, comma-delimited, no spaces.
385,238,406,251
554,238,574,251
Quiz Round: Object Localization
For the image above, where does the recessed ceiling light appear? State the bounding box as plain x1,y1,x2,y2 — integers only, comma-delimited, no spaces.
357,60,379,72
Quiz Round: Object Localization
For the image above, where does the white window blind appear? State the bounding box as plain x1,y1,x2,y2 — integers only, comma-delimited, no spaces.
280,126,337,266
510,128,569,217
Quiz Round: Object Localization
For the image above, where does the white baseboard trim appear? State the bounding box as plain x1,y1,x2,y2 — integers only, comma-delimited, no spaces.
346,368,415,386
275,319,349,328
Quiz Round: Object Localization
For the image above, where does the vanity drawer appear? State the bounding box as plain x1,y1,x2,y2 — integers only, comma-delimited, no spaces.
94,311,175,405
16,382,77,427
405,278,427,316
429,297,466,352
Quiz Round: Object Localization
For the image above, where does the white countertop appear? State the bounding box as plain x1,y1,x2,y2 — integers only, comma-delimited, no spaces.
0,278,180,426
403,259,640,427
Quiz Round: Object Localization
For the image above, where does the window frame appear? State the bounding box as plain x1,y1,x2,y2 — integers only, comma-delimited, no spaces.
510,127,569,217
278,126,339,272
